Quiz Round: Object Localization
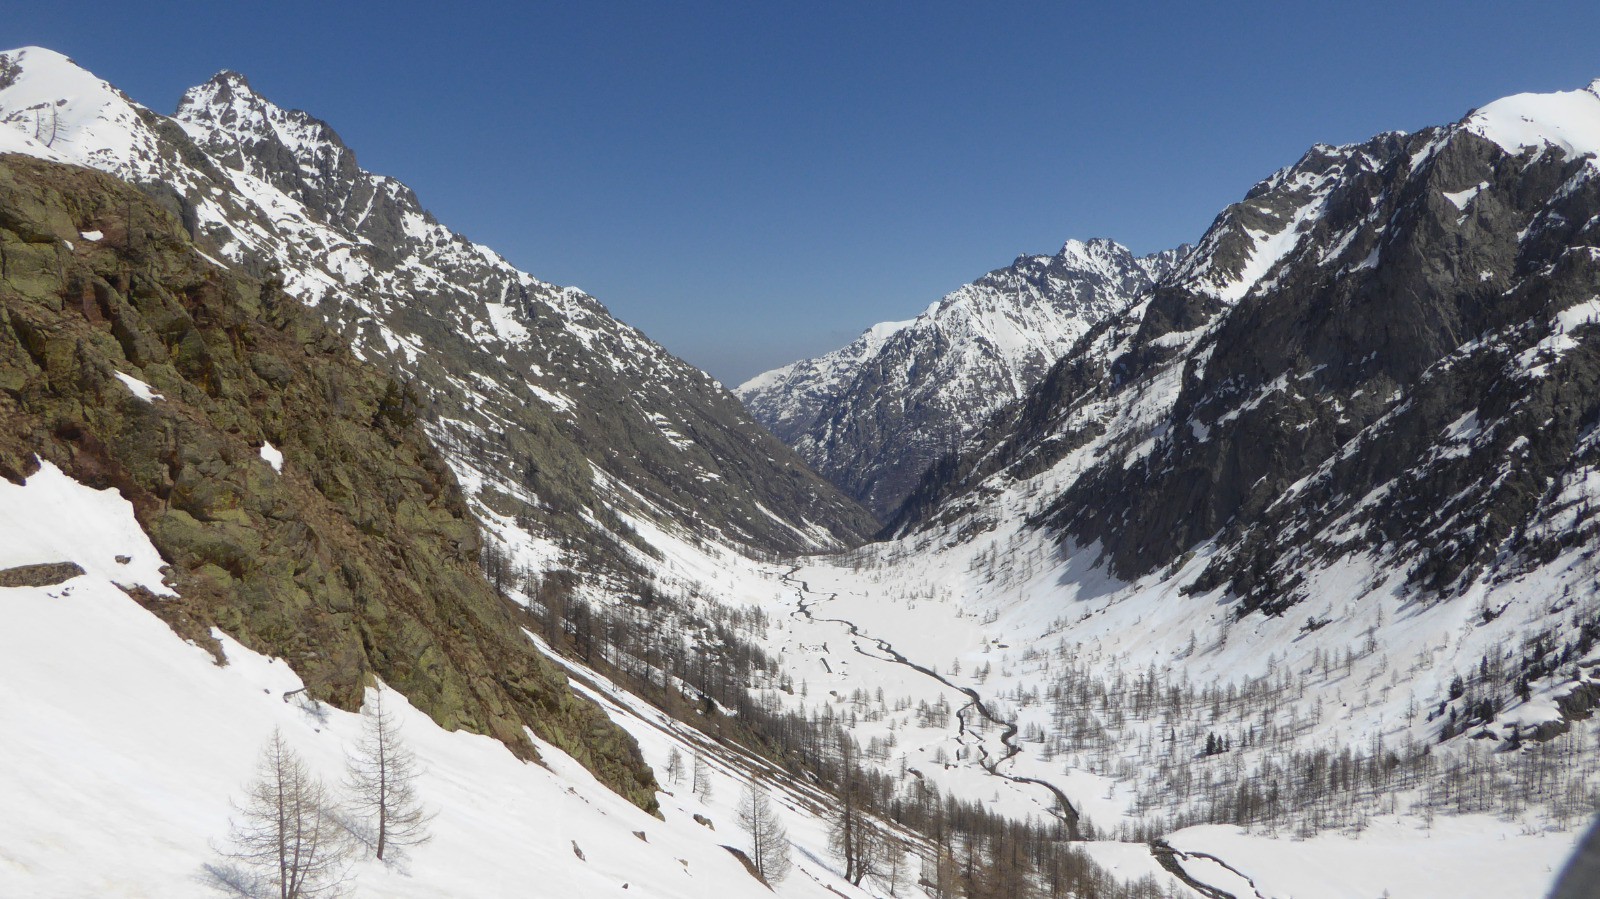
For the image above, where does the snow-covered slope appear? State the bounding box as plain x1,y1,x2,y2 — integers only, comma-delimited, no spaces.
737,238,1187,519
0,46,876,599
0,463,901,899
723,76,1600,896
7,42,1600,899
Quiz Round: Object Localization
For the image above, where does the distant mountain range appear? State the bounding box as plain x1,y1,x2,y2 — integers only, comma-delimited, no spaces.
738,238,1188,519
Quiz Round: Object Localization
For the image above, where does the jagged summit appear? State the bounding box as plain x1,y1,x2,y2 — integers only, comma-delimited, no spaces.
204,69,252,88
0,45,878,573
737,236,1188,519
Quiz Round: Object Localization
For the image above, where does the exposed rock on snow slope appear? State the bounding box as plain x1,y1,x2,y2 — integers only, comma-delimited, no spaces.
0,462,923,899
895,78,1600,618
737,238,1187,519
0,46,877,602
0,154,657,805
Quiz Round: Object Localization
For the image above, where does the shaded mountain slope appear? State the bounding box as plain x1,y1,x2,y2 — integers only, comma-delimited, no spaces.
892,80,1600,617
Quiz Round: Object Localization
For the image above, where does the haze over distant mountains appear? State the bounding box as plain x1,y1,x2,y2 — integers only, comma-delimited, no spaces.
737,238,1189,519
4,41,1600,899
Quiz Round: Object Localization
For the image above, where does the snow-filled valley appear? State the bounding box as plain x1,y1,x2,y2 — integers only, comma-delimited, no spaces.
3,40,1600,899
0,464,947,899
575,463,1597,898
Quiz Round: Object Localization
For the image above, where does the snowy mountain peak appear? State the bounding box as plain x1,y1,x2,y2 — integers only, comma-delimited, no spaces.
0,45,97,87
1059,235,1124,260
206,68,253,89
176,69,360,203
1463,76,1600,161
0,45,162,171
738,238,1187,518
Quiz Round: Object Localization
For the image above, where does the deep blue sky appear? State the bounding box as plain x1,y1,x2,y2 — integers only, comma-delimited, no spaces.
10,3,1600,383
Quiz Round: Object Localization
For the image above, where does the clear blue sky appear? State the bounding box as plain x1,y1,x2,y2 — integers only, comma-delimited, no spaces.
9,2,1600,383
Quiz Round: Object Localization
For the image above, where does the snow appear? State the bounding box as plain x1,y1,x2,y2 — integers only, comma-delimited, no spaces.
483,301,530,343
1465,79,1600,164
1217,196,1324,303
0,47,170,183
1556,296,1600,332
0,460,172,596
527,382,575,414
1074,842,1202,897
1442,181,1488,210
0,464,891,899
1168,816,1578,899
259,441,283,472
79,229,103,241
736,318,912,397
113,370,163,402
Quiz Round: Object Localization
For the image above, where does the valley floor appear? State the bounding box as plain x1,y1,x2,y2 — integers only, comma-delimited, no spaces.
610,496,1597,898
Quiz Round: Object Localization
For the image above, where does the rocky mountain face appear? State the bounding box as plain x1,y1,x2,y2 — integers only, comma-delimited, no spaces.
891,79,1600,618
737,238,1187,520
0,154,657,807
0,47,877,602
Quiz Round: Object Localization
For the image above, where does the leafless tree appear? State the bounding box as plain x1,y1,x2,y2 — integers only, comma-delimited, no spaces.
737,778,791,884
208,730,349,899
344,689,433,862
692,752,712,800
665,746,685,786
32,106,59,148
828,737,886,885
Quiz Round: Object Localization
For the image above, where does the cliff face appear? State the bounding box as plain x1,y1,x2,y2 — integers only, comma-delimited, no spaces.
888,82,1600,617
738,239,1187,520
0,154,657,809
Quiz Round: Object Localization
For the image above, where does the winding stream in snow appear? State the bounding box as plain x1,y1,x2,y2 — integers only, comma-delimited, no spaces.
776,566,1270,899
779,567,1084,840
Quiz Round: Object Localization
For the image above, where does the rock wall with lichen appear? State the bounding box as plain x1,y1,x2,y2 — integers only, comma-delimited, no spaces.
0,153,658,810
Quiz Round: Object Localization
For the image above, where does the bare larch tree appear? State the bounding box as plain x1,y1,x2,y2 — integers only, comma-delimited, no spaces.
737,778,791,884
211,729,349,899
344,688,432,862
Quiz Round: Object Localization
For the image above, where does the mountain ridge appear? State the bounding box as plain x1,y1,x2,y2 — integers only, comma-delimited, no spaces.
887,73,1600,620
737,236,1188,519
0,45,877,596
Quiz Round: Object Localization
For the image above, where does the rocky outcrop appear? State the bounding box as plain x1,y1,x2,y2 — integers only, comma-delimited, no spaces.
0,561,85,587
0,154,658,809
890,81,1600,617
